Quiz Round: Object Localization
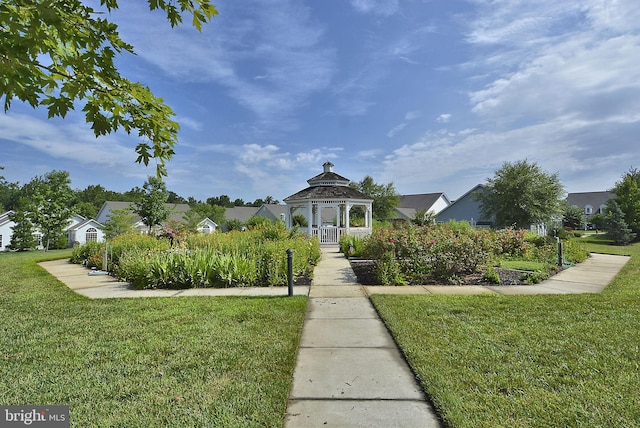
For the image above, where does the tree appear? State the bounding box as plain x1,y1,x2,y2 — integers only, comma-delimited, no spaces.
350,176,400,221
563,204,587,230
477,160,564,229
292,213,308,227
73,184,122,214
1,1,217,177
412,208,437,227
8,206,37,251
102,208,135,239
207,195,234,207
604,199,636,245
23,170,75,250
0,167,20,212
611,167,640,235
188,201,225,225
590,213,606,231
131,176,170,232
73,201,97,219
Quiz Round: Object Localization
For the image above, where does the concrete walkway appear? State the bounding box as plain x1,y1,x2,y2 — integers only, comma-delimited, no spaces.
284,247,441,427
364,252,630,296
38,259,309,298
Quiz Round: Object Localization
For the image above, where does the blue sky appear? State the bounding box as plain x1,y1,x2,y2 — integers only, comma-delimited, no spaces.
2,0,640,203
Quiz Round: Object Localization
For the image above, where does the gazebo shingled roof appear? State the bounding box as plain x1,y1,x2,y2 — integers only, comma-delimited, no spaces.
284,184,370,201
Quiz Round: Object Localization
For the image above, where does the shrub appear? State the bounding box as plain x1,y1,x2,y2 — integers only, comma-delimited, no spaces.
482,266,501,284
339,235,365,257
362,224,495,284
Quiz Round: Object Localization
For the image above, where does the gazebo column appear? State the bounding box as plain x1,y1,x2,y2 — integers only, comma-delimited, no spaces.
307,201,313,236
345,203,351,229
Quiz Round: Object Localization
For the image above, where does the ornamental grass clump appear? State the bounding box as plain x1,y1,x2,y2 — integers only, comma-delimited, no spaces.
73,227,320,289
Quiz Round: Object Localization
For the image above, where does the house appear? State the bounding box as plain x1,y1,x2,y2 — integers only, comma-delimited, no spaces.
0,211,105,250
255,204,287,222
222,204,288,231
392,193,451,221
196,217,218,234
96,201,192,233
566,191,615,225
223,206,261,226
436,184,494,227
65,215,105,246
0,211,14,251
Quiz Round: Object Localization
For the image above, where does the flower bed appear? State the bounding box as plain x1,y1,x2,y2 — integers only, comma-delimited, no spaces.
71,227,321,289
342,223,586,285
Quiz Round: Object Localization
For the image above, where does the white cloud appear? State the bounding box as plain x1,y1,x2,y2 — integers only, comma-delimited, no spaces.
0,112,135,169
436,114,451,123
113,1,335,131
350,0,400,17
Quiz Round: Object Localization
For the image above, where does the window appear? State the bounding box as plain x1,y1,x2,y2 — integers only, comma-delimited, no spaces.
599,205,606,214
86,227,98,242
0,234,2,249
200,225,211,234
585,205,593,215
34,233,42,247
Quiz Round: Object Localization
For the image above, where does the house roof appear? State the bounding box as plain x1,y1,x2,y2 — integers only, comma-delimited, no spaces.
97,201,191,224
393,207,417,220
436,184,487,218
398,193,450,210
566,191,615,209
0,211,14,227
66,218,103,232
259,204,286,218
224,206,260,223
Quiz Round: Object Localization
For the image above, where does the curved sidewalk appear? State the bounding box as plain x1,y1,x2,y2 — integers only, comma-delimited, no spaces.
364,253,630,296
38,259,309,298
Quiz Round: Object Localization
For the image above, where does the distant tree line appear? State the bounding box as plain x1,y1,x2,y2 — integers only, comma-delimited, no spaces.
0,167,282,250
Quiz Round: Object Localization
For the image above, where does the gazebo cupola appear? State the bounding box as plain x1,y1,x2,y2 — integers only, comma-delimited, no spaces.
283,162,373,245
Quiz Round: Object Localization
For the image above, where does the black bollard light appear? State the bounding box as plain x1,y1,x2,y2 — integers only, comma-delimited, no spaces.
557,237,563,267
286,248,294,296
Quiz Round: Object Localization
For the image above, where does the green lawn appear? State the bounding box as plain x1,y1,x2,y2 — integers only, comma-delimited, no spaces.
372,238,640,427
0,250,307,427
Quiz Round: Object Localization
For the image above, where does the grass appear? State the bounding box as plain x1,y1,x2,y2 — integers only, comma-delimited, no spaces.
372,238,640,427
0,250,307,427
497,260,549,271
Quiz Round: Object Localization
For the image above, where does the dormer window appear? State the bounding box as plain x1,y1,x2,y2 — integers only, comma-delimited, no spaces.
585,205,593,215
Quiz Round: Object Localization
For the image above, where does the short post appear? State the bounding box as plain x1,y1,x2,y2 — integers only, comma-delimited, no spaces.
286,248,294,296
557,237,563,267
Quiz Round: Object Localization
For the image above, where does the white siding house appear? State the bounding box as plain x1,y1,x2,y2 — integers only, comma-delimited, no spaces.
0,211,105,250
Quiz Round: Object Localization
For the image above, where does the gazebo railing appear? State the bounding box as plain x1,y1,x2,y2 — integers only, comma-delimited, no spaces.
310,227,372,245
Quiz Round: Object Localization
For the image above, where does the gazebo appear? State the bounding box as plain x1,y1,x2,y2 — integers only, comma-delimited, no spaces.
283,162,373,245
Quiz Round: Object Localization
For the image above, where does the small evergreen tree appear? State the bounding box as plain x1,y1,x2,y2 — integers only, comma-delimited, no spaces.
563,205,587,230
23,171,75,250
605,199,636,245
9,208,37,251
102,208,136,239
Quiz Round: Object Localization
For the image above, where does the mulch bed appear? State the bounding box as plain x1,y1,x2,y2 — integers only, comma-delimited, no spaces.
349,259,559,286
